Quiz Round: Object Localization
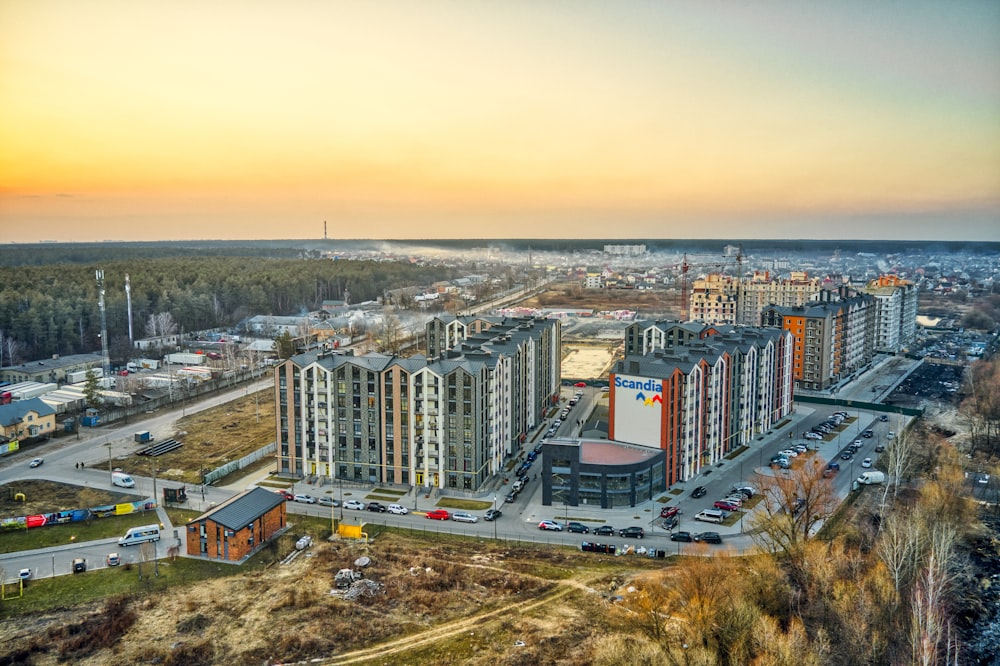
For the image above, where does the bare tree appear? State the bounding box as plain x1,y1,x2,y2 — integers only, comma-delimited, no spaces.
0,331,21,368
748,459,838,559
876,511,922,599
909,522,960,666
145,312,178,340
880,427,919,511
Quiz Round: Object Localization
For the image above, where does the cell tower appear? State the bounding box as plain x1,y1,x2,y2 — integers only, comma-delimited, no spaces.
96,269,111,377
125,273,134,342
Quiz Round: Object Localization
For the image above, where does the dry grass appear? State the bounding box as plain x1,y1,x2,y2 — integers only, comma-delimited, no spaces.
2,530,666,665
128,389,276,484
0,480,132,517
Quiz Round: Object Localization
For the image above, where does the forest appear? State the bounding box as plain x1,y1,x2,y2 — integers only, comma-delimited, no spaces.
0,253,460,364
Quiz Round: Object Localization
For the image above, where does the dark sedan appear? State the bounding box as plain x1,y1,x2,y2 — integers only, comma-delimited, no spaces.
670,531,693,542
691,486,707,498
594,525,616,536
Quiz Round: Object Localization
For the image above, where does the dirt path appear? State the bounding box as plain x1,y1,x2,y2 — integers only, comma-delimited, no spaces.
312,570,600,665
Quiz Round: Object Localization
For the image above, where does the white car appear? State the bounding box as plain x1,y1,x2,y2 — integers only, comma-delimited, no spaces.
804,432,822,440
779,449,798,458
538,519,563,531
343,499,366,510
451,511,479,523
861,458,873,468
293,494,316,504
387,503,409,515
29,458,43,468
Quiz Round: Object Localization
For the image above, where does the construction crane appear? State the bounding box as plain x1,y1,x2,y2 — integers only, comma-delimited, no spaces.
677,246,744,321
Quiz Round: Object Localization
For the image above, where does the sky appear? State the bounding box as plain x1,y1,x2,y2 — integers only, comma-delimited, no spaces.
1,1,999,243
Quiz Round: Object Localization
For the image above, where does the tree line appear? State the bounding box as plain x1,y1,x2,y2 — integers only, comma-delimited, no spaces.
0,256,460,364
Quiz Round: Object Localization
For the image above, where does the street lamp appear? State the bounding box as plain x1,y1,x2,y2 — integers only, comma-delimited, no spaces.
493,494,498,541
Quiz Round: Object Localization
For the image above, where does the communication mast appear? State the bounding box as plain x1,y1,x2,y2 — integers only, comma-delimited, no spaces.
125,273,134,342
96,269,111,377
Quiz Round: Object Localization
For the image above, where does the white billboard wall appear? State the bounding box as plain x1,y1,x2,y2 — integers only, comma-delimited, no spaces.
612,373,663,448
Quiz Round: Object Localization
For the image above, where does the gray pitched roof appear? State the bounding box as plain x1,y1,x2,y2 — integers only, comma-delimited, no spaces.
201,486,285,531
0,397,56,427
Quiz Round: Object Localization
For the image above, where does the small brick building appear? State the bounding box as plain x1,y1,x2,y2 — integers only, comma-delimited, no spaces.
186,487,286,562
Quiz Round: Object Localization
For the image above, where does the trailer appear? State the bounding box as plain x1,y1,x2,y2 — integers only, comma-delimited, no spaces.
134,430,153,443
165,353,205,365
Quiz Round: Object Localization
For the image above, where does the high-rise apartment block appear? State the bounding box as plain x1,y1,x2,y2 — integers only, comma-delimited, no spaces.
760,293,876,391
611,323,794,485
688,271,822,325
275,316,560,492
861,275,918,353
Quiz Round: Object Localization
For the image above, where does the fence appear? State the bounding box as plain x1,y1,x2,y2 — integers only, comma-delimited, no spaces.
89,368,270,426
795,394,924,419
203,442,276,485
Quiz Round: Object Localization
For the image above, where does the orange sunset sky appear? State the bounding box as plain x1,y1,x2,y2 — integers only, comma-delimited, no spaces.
1,1,998,242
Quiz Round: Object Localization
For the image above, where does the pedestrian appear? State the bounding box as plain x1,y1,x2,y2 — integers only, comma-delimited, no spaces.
75,462,79,469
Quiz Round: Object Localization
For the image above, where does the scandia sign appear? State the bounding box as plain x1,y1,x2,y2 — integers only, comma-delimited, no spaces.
612,374,663,448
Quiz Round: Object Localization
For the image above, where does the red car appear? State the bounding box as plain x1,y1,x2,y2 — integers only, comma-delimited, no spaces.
714,500,740,512
660,506,680,519
425,509,450,521
276,489,294,500
573,382,587,388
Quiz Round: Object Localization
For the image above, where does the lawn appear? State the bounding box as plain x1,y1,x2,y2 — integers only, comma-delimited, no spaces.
0,512,160,554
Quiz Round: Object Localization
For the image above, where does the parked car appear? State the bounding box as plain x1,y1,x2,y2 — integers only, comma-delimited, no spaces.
538,519,563,531
722,495,745,507
387,503,409,515
505,491,519,503
714,500,741,512
566,521,590,534
793,444,808,453
730,486,756,499
366,502,387,513
29,457,43,468
660,505,681,519
451,511,478,523
862,458,873,468
619,526,645,539
694,531,722,544
863,429,874,438
840,452,853,460
72,558,87,573
19,568,32,581
484,508,502,521
853,439,863,447
106,552,121,566
343,499,366,510
804,432,823,440
425,509,450,520
276,489,295,500
662,516,679,530
887,431,896,440
293,494,317,504
670,531,694,542
779,449,798,458
691,486,707,498
594,524,616,536
317,496,339,507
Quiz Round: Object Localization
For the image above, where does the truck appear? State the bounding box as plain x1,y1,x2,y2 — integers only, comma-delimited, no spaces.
165,353,205,366
856,470,886,485
112,471,135,488
134,430,153,443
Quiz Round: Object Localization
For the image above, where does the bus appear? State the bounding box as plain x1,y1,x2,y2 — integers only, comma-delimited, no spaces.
118,524,160,547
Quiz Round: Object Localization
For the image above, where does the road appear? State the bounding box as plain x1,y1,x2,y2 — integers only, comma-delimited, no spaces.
1,354,920,575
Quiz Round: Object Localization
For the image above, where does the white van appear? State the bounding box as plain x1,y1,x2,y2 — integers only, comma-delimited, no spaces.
118,524,160,547
695,509,727,524
111,471,135,488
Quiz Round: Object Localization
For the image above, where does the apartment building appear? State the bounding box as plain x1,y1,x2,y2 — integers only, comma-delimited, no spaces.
686,271,823,326
760,293,876,391
609,326,794,485
862,275,918,353
275,317,560,492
